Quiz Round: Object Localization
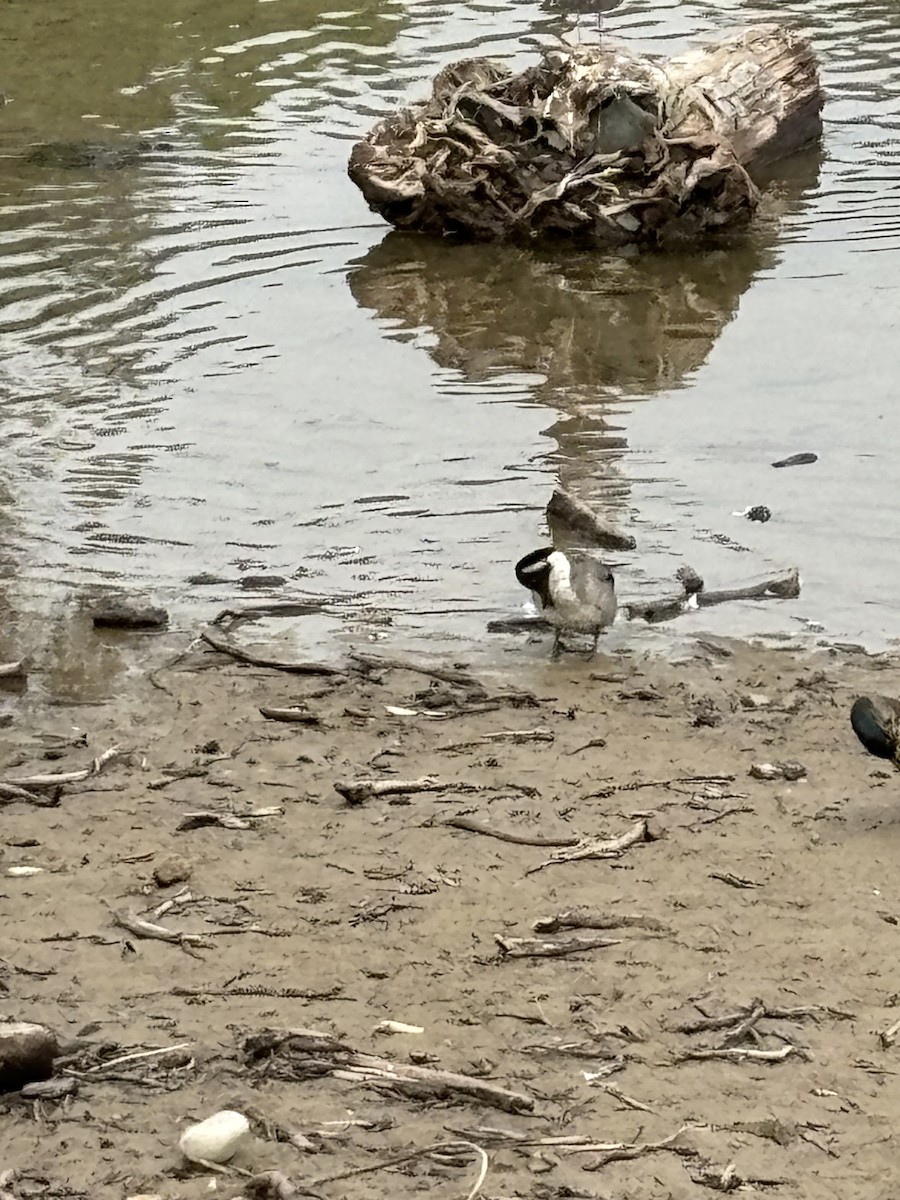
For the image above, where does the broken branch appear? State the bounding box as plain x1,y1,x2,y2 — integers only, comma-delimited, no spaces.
200,630,344,676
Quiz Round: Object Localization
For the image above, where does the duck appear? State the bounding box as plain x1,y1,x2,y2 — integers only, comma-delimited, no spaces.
515,546,617,657
850,695,900,763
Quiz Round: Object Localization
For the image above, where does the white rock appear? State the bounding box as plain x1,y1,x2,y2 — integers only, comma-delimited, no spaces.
179,1110,251,1164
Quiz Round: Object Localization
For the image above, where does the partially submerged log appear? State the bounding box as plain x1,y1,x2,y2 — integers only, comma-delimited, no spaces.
349,25,822,245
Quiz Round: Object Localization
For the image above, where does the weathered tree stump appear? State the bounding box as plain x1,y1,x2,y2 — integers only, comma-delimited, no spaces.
348,24,822,245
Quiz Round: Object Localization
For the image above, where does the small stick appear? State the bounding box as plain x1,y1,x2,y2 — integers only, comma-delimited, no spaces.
446,816,578,848
437,728,554,751
709,870,761,889
200,630,344,676
880,1017,900,1049
676,1045,798,1064
111,907,212,951
336,777,453,805
689,805,754,827
308,1139,488,1198
495,933,621,958
3,746,120,790
259,707,322,725
0,782,60,807
721,1000,766,1047
528,818,655,873
585,774,734,800
348,649,483,690
84,1042,191,1072
533,909,670,934
568,1124,697,1167
595,1083,656,1113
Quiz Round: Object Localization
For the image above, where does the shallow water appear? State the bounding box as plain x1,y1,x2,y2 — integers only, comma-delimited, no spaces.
0,0,899,686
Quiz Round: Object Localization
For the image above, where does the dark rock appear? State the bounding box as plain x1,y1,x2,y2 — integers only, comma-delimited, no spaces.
0,1021,58,1092
92,602,169,630
772,452,817,468
238,575,287,590
153,855,192,888
187,573,232,586
746,505,772,522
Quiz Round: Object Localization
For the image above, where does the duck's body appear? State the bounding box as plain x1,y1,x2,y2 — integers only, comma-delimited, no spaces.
515,546,617,655
850,694,900,763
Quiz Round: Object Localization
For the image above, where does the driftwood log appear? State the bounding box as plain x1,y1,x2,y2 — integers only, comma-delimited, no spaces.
349,25,822,245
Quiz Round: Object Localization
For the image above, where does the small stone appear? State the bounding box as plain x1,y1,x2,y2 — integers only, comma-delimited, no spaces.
0,1021,59,1092
153,855,191,888
777,760,808,781
93,601,168,629
238,574,286,589
750,762,781,781
741,693,771,709
772,452,817,468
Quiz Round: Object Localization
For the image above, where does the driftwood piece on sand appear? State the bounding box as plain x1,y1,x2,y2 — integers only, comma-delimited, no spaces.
349,25,822,245
495,933,621,958
349,649,483,691
546,489,636,552
200,630,344,676
336,776,454,805
445,815,577,848
624,567,800,622
242,1027,534,1114
0,747,120,806
533,908,671,934
528,818,656,873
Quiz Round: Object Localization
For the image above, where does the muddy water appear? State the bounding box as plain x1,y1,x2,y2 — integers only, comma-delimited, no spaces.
0,0,898,690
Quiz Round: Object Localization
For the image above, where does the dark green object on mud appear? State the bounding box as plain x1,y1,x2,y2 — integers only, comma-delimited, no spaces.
850,695,900,762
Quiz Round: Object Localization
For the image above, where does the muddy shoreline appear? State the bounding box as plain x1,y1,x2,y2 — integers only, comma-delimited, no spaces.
2,627,900,1199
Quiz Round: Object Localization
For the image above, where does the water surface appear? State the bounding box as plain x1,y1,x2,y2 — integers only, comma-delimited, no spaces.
0,0,898,690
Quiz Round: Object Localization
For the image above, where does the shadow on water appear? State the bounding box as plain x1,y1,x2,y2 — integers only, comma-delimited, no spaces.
0,0,898,703
348,144,822,545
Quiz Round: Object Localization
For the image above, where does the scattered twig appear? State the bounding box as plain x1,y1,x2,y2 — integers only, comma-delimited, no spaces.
110,908,212,953
566,737,608,755
0,782,61,807
2,746,121,791
688,805,754,828
83,1042,191,1072
709,870,761,889
445,816,578,848
259,707,322,725
495,933,621,958
584,774,734,800
170,984,343,1001
437,728,554,752
212,600,329,627
528,818,656,873
533,908,671,934
594,1082,656,1113
200,630,344,676
242,1027,533,1114
349,649,484,690
676,1045,800,1064
336,776,454,806
308,1139,488,1199
569,1124,699,1169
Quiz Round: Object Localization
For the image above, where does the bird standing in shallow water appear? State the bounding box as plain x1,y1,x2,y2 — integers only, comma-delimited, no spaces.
515,546,617,657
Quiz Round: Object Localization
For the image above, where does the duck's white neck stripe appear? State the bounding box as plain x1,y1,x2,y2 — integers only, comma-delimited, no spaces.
546,550,575,605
